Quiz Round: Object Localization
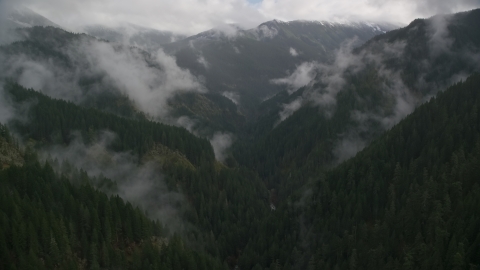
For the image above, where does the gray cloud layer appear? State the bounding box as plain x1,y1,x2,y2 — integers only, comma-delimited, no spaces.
5,0,478,35
0,33,206,120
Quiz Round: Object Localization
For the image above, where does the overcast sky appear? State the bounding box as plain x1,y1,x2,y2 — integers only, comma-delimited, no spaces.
14,0,480,35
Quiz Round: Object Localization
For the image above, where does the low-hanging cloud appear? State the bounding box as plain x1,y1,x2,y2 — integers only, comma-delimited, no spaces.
222,91,240,105
210,132,233,162
251,24,279,39
0,84,36,126
332,131,367,163
289,47,299,56
0,0,22,45
81,41,206,118
271,62,317,94
272,27,452,162
0,86,17,125
277,96,303,124
42,131,188,232
427,14,454,55
0,33,206,120
197,55,210,69
14,0,479,36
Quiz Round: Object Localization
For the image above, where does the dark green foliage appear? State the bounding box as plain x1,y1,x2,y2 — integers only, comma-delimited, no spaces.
3,10,480,270
0,26,246,134
4,82,215,166
0,123,13,143
0,151,224,269
239,74,480,269
168,92,246,135
234,9,480,201
234,67,385,199
2,82,271,268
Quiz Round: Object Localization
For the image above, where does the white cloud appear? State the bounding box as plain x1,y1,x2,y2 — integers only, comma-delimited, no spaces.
13,0,478,36
289,47,299,56
210,132,233,162
0,35,206,119
80,42,206,118
252,24,279,39
42,131,187,232
176,116,197,132
222,91,240,104
277,97,303,124
271,62,317,93
197,55,210,69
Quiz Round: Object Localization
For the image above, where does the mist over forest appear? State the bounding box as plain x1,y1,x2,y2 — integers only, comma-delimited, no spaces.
1,0,480,269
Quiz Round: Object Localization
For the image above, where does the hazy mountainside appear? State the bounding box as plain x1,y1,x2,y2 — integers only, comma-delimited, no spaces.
2,6,480,270
296,73,480,269
0,127,224,269
233,9,480,196
234,73,480,270
3,6,60,29
0,83,271,268
3,82,215,166
84,24,187,53
0,26,147,118
162,20,396,114
0,26,244,136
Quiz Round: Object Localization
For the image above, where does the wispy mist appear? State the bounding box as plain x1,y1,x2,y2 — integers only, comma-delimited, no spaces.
80,42,206,118
0,30,206,120
0,84,35,125
271,62,317,94
272,11,479,162
210,132,234,162
42,131,188,232
222,91,240,104
289,47,299,56
277,97,303,124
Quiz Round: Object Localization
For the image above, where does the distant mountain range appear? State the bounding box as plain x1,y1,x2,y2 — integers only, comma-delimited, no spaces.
0,7,398,135
2,6,480,270
235,8,480,196
162,20,398,115
83,24,187,53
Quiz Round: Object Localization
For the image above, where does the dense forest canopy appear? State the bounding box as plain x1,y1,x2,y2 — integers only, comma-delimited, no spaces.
1,6,480,270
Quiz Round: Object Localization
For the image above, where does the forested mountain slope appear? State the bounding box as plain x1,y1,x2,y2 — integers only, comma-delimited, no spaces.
4,82,215,166
1,82,271,268
2,6,480,270
235,73,480,270
0,26,245,136
234,9,480,198
162,20,396,113
84,24,187,53
0,125,225,270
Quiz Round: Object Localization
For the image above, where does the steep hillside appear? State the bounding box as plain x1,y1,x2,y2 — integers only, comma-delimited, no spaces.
84,23,187,52
1,82,271,267
235,9,480,196
0,26,245,135
162,20,396,114
3,82,215,166
236,72,480,270
0,136,225,270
